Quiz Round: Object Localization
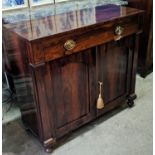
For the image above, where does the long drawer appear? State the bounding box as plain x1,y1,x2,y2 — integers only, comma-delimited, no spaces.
30,15,141,64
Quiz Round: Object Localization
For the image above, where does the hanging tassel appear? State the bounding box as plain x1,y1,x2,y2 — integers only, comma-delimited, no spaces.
96,81,105,109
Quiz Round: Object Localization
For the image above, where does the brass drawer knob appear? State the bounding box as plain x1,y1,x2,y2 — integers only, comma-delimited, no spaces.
64,40,76,51
115,25,124,36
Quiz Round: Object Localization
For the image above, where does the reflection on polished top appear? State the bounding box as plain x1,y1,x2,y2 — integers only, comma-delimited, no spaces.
3,3,142,41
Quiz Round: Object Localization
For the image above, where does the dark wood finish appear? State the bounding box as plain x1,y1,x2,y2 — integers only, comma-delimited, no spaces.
2,31,40,136
3,5,143,41
35,15,139,63
3,4,143,152
50,50,96,138
96,39,130,116
127,0,153,77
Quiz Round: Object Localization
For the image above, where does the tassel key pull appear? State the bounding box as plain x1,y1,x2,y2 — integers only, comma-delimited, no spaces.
96,81,105,109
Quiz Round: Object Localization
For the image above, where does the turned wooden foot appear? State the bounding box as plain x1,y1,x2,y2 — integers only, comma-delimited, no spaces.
127,98,134,107
43,138,56,153
45,147,53,153
127,94,136,107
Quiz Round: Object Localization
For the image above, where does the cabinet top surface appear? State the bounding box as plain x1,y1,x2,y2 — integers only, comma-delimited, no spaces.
3,4,143,41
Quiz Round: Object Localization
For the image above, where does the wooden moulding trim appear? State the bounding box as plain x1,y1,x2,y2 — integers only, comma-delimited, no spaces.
136,30,143,35
29,62,46,68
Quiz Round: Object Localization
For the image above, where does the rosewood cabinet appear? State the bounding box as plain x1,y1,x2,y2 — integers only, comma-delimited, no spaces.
3,4,143,153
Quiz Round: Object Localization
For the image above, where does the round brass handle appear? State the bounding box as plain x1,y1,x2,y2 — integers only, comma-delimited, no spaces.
115,25,124,36
64,40,76,51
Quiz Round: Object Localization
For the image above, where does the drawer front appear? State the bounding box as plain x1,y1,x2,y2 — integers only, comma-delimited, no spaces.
32,15,140,64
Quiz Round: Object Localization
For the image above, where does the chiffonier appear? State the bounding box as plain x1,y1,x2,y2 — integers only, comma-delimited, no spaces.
3,3,143,153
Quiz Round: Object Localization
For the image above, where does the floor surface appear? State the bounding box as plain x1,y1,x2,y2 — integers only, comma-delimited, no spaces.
2,73,153,155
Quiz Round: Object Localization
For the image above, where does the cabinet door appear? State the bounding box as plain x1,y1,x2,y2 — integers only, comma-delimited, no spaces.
50,49,96,138
96,39,132,116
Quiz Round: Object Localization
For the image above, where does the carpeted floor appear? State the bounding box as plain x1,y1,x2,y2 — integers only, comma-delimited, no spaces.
2,74,153,155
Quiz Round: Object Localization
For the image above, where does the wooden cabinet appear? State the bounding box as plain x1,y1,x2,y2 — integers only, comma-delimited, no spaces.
127,0,153,77
3,4,143,153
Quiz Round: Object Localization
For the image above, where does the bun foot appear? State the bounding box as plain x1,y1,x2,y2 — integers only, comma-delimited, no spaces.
45,147,53,153
127,96,135,107
126,94,136,107
43,138,56,153
127,100,134,107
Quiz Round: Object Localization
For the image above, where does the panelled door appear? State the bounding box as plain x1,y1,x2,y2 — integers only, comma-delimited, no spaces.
50,49,96,138
96,38,133,116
